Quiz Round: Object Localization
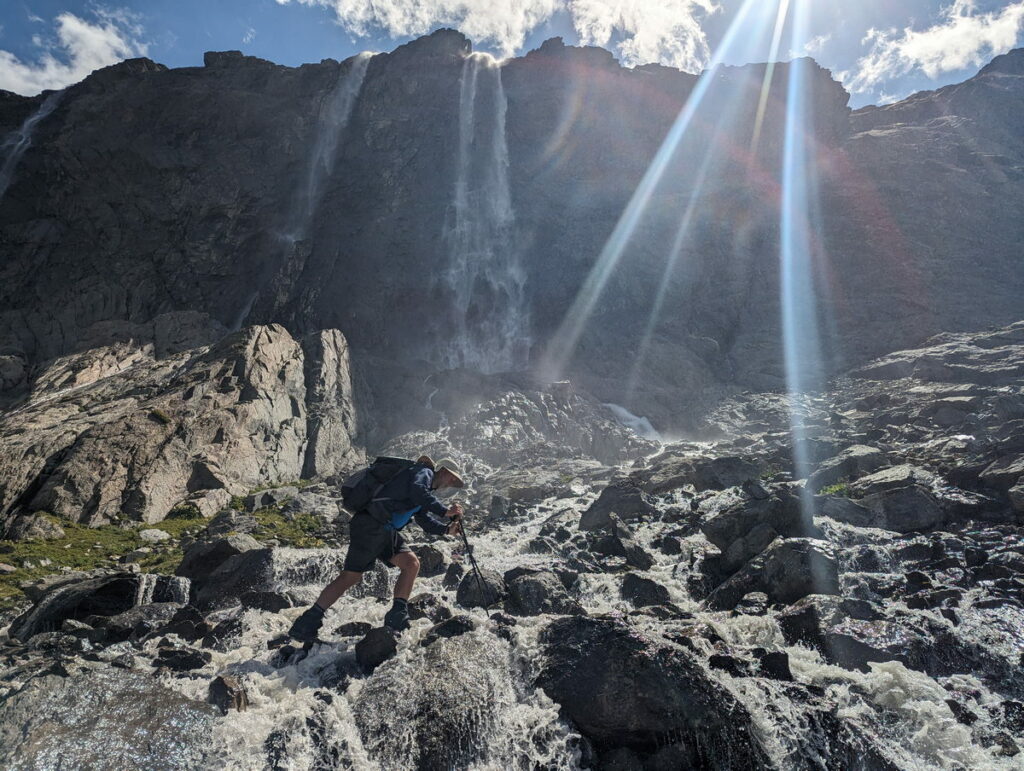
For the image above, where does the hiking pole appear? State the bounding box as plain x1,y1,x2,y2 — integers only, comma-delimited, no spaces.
457,516,494,610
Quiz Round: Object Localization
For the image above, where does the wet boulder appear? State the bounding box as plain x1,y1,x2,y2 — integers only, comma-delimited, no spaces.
176,534,261,587
410,543,447,577
504,568,582,616
90,602,182,643
9,572,186,641
455,569,506,609
420,615,476,647
859,485,946,533
407,592,452,623
355,627,399,673
579,480,658,531
208,674,249,714
589,515,654,570
620,574,671,607
194,547,346,610
0,670,217,769
807,445,888,491
537,616,772,766
700,493,805,572
153,644,212,672
762,538,840,605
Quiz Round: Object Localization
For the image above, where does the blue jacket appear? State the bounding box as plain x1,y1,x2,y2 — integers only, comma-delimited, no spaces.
373,464,451,535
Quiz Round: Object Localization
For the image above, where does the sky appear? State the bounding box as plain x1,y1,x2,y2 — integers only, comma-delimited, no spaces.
0,0,1022,107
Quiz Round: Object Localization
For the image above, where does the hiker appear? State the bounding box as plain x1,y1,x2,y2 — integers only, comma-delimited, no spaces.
288,456,466,641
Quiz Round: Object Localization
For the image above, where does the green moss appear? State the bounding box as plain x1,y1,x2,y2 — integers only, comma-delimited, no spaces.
252,506,324,548
149,408,173,425
759,464,783,480
229,496,246,512
819,482,852,497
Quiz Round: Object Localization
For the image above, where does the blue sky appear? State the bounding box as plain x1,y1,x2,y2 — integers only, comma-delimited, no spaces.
1,0,1023,107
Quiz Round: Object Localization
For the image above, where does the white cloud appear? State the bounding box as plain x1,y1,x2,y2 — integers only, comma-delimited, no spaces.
0,9,147,96
243,26,257,44
570,0,717,71
277,0,716,71
844,0,1024,94
803,33,831,56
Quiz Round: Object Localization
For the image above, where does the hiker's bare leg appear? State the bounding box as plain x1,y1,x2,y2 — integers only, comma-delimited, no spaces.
315,570,362,609
389,551,420,601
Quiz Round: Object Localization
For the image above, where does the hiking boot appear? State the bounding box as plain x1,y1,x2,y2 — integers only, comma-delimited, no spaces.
383,600,410,632
288,604,325,642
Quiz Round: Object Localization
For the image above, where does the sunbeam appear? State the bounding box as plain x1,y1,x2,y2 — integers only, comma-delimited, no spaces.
538,0,771,381
779,0,827,524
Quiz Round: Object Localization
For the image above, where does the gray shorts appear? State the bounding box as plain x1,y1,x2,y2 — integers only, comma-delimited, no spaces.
342,512,410,573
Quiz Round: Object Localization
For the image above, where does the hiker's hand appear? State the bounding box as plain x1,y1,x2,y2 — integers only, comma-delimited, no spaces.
446,503,464,520
446,518,463,536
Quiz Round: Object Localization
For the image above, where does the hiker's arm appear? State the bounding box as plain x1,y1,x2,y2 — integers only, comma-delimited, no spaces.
408,468,451,535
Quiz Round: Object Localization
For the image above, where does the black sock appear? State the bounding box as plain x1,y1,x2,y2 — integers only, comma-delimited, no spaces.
392,598,408,609
309,603,326,616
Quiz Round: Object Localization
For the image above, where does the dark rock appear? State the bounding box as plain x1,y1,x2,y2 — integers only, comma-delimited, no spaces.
701,493,807,571
442,562,465,589
9,573,186,641
537,616,772,764
860,485,946,532
420,615,476,647
455,569,506,609
410,544,446,577
762,538,840,605
579,480,657,531
355,627,398,673
708,653,753,677
621,574,671,607
202,616,244,650
807,446,888,491
331,621,372,637
90,602,182,643
980,454,1024,490
850,464,938,496
590,515,655,570
176,535,261,586
154,645,212,671
407,593,452,623
504,569,582,616
244,486,299,511
208,674,249,714
165,605,211,641
755,650,793,681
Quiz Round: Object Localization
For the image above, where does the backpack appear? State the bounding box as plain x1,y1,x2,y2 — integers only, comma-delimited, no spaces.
340,457,419,523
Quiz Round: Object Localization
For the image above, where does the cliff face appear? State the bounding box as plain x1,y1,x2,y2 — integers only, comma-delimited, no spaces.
1,30,1022,436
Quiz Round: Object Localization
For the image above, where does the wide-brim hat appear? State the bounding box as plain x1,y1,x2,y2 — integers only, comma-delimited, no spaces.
435,458,466,488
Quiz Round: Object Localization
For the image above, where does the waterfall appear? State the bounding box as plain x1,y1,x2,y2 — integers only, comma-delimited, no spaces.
235,53,372,331
0,91,62,203
134,573,158,606
442,53,529,373
292,52,373,240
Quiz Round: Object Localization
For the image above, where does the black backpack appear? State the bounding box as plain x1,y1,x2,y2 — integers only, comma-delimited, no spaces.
340,457,419,522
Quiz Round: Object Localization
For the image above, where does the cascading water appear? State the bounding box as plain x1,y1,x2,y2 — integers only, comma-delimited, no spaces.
441,53,529,373
234,53,372,331
0,91,63,202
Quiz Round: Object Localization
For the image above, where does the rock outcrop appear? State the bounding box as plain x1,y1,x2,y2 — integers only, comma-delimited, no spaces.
0,319,359,529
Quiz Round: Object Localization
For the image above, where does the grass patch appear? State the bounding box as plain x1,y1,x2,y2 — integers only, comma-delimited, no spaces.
252,506,324,548
0,509,208,613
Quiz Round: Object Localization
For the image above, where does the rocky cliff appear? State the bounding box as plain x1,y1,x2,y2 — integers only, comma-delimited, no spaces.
1,31,1022,438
